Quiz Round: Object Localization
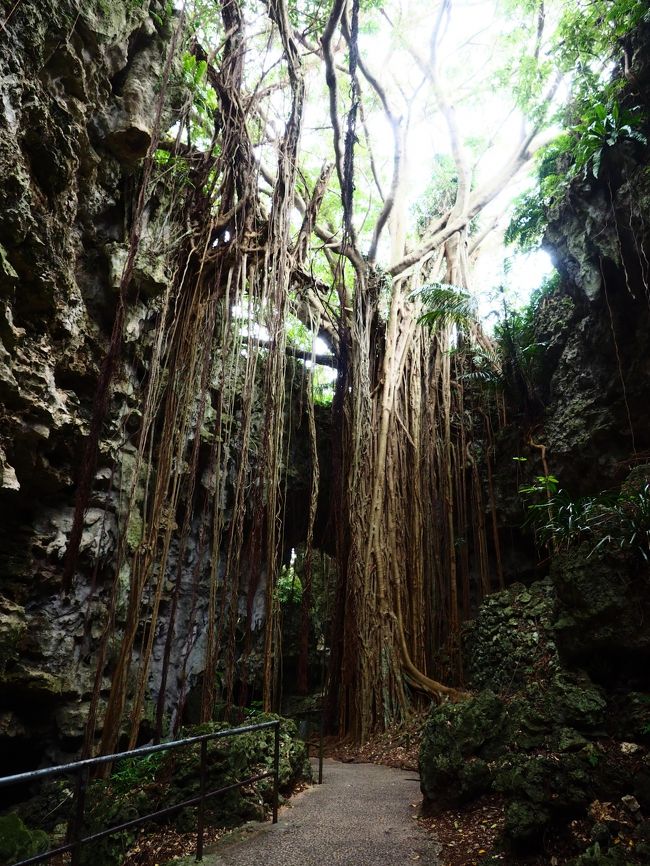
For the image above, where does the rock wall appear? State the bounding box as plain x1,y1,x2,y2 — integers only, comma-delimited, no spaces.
420,566,650,862
0,0,187,770
485,25,650,595
506,23,650,496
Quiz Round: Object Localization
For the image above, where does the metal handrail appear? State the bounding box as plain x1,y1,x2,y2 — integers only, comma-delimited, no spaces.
0,719,281,866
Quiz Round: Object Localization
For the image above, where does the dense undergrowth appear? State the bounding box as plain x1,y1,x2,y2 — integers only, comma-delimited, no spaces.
0,716,310,866
521,469,650,563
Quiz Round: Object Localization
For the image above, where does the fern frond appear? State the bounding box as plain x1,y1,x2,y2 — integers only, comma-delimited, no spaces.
413,282,476,330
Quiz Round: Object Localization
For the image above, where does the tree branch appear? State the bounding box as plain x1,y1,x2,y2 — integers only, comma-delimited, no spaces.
341,12,403,262
294,162,335,266
321,0,348,203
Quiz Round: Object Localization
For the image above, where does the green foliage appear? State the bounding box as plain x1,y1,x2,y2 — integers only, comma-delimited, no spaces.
572,100,647,178
150,0,174,30
181,51,218,143
411,155,483,242
491,32,553,124
287,0,384,33
489,273,558,405
417,272,555,404
505,136,573,252
519,474,559,496
505,0,649,253
285,313,313,352
521,479,650,562
510,53,554,123
109,751,165,795
554,0,650,72
494,306,544,385
412,155,459,237
277,565,302,604
153,149,194,188
0,815,49,866
287,0,330,32
310,365,335,406
460,345,503,389
75,716,310,866
414,282,476,330
185,0,225,43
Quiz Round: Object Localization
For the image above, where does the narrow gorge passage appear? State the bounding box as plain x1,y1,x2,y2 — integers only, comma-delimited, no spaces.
2,1,650,864
198,760,439,866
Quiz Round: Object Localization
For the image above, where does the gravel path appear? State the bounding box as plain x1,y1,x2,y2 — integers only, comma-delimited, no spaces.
200,759,440,866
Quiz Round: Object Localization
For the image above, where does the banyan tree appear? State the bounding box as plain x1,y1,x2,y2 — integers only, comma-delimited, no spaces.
55,0,565,750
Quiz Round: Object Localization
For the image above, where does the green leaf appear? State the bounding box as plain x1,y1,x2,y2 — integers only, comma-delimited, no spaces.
414,283,476,330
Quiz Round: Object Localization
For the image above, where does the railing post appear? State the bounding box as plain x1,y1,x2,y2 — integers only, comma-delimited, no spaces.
69,766,89,866
318,708,324,785
272,722,280,824
196,740,208,862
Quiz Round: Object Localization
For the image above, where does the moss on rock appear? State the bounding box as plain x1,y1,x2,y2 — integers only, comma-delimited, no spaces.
0,814,50,866
463,579,559,694
551,546,650,662
566,841,637,866
0,596,26,677
419,690,511,811
420,573,650,852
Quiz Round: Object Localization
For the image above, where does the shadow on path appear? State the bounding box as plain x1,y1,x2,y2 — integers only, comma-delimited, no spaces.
198,758,440,866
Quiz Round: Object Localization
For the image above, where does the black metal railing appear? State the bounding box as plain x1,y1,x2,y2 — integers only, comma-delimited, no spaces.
0,719,281,866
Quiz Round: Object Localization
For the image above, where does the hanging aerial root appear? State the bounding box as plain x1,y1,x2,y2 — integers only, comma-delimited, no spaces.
399,640,470,705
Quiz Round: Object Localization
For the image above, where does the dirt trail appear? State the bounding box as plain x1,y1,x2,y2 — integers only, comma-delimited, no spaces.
198,758,440,866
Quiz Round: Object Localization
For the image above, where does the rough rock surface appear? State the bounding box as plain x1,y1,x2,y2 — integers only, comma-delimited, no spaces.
0,0,191,771
420,574,650,858
489,25,650,563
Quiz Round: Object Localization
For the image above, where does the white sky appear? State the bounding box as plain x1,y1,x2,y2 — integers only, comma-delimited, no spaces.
185,0,561,325
350,0,559,310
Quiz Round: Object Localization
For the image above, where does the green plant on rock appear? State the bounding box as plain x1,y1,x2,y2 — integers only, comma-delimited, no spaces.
572,100,647,178
507,98,647,250
109,751,165,795
519,474,559,497
566,840,634,866
151,0,174,30
505,136,573,252
506,0,649,254
555,0,650,73
521,477,650,562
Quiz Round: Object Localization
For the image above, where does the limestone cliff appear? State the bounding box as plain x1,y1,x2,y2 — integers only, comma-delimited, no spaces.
511,22,650,493
0,0,189,771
